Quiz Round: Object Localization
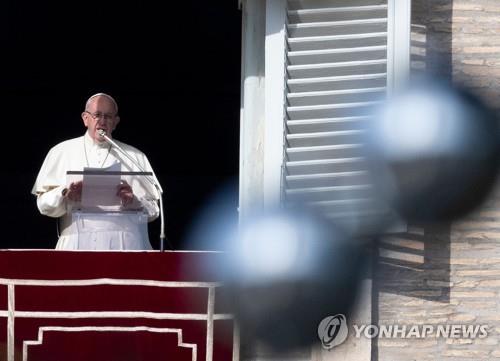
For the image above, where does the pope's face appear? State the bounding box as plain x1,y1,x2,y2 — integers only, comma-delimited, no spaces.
82,96,120,143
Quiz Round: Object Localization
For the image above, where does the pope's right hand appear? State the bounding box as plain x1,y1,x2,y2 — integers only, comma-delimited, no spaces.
64,181,83,202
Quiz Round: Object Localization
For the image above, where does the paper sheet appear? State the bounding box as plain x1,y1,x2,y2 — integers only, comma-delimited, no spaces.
81,163,122,210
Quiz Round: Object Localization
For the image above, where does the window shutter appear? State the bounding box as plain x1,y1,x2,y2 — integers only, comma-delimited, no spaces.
283,0,392,232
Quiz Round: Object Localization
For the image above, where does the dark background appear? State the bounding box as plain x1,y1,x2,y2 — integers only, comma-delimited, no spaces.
0,1,242,250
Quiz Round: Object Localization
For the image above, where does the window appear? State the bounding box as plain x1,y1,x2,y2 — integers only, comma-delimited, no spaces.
240,0,411,231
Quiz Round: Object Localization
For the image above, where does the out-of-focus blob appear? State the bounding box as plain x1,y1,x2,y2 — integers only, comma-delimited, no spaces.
218,208,368,352
364,79,500,222
184,183,367,351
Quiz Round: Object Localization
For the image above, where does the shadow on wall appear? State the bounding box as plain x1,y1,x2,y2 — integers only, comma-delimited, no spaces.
371,0,453,359
371,0,453,296
374,223,451,304
372,223,452,360
410,0,453,80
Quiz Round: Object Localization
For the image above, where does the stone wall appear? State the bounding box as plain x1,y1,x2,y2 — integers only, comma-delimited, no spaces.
376,1,500,360
451,0,500,110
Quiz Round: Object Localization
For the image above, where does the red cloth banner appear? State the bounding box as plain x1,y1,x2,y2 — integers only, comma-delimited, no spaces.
0,250,236,361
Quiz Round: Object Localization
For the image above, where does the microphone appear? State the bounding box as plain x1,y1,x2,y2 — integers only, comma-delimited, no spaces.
98,128,107,139
97,129,169,251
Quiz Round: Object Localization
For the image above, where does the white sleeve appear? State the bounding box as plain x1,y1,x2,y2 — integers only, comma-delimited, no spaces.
135,151,161,222
36,186,68,218
139,196,160,222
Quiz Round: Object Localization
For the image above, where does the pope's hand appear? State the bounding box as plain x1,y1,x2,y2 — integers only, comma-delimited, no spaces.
63,181,83,202
117,180,134,206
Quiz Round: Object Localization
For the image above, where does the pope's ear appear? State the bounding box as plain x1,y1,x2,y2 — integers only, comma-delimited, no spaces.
81,112,90,127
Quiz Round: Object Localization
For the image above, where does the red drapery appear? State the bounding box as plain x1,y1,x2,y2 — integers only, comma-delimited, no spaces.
0,250,236,361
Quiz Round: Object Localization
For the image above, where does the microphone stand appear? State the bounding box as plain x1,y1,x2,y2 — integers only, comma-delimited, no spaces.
98,130,170,252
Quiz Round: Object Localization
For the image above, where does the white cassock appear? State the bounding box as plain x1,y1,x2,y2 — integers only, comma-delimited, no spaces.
32,131,160,250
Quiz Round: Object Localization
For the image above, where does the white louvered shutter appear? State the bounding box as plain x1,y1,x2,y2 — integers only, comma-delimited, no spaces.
283,0,396,232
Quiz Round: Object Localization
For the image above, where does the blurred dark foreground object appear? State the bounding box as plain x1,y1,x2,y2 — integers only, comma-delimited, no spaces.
186,79,500,353
365,79,500,222
218,209,368,352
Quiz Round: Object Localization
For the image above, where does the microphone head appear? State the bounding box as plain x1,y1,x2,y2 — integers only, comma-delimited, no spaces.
97,129,106,137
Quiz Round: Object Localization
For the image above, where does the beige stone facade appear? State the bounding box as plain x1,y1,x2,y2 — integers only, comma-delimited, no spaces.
375,1,500,360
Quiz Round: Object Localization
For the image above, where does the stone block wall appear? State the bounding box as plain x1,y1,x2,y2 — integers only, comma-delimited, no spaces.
451,0,500,110
376,1,500,360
